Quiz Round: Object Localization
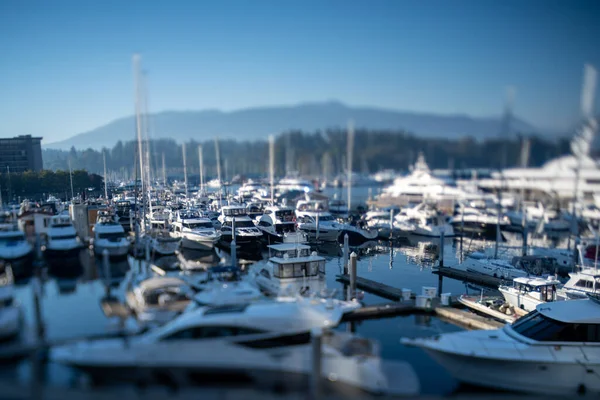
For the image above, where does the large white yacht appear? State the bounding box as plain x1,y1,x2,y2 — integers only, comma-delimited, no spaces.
93,211,130,258
44,215,82,258
254,205,307,244
402,297,600,395
558,267,600,299
379,153,467,202
249,243,326,296
218,205,263,247
170,209,221,250
50,297,420,396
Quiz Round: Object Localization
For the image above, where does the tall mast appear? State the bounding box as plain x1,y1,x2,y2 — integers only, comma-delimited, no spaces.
103,149,108,201
215,137,222,185
133,54,145,200
346,120,354,215
162,152,166,188
182,142,188,200
198,145,204,194
68,158,74,201
269,135,275,205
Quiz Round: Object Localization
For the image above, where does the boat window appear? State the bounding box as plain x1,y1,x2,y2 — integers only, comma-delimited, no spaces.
272,264,281,278
260,270,270,279
183,222,213,229
512,311,600,342
162,325,264,341
317,215,334,222
281,264,294,278
275,210,294,221
52,234,77,240
308,261,318,276
0,235,23,245
294,263,305,277
234,220,256,229
258,221,271,227
98,232,125,241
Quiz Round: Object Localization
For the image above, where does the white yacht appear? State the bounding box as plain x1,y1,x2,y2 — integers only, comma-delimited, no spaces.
363,210,413,239
144,228,181,256
93,211,130,258
218,205,263,248
499,275,562,312
558,267,600,299
185,266,264,307
402,297,600,396
170,210,221,251
249,243,326,296
125,276,193,326
44,215,82,258
379,153,467,202
450,205,509,240
237,180,265,201
277,176,313,193
0,223,33,265
296,213,342,243
462,252,528,280
395,203,454,237
254,205,307,244
50,296,419,396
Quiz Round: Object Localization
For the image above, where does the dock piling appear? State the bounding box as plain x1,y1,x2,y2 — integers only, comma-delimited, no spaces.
522,226,528,257
389,209,394,240
439,231,445,268
342,234,349,274
349,252,357,300
310,327,323,400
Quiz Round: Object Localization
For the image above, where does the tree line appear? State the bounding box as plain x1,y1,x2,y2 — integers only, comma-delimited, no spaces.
42,129,572,181
0,170,104,204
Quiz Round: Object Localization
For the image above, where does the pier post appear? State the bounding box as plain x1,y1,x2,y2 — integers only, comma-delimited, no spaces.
310,327,323,400
439,231,445,268
102,249,111,293
522,226,528,257
342,234,349,274
389,208,394,240
349,252,357,300
315,213,320,242
34,233,43,268
231,217,237,267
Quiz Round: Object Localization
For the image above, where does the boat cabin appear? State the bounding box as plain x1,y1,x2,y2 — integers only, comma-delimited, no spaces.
221,206,249,218
511,276,561,303
267,243,325,279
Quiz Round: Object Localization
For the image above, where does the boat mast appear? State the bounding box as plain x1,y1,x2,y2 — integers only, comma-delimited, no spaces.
162,152,166,188
215,137,222,204
198,145,204,194
269,135,275,205
103,150,108,201
347,120,354,217
182,142,188,201
133,54,145,209
68,158,74,202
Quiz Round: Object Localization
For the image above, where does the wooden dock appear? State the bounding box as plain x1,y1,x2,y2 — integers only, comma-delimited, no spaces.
336,274,504,330
336,274,406,301
432,266,506,288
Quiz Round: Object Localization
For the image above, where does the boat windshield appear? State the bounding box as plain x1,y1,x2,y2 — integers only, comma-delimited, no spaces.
51,234,77,240
511,310,600,342
0,235,24,245
275,210,294,221
316,215,335,222
98,232,125,241
184,222,213,229
230,220,256,229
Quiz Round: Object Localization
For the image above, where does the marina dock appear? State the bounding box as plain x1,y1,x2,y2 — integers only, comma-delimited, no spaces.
336,274,504,330
432,265,506,288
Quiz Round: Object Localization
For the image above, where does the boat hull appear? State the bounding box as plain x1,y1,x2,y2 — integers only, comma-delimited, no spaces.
423,347,600,396
180,237,216,251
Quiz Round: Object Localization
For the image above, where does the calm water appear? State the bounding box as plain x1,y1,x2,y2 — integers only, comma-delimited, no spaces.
0,186,530,396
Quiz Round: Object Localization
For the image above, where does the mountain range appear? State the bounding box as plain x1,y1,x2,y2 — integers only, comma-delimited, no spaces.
45,101,545,150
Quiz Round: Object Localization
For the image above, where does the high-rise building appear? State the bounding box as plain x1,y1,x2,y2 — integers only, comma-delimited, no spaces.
0,135,43,173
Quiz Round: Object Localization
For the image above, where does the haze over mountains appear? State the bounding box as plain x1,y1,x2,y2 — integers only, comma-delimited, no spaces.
45,101,544,150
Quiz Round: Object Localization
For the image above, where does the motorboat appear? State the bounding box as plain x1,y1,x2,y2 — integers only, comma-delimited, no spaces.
185,266,264,307
237,180,266,201
249,243,326,296
296,213,342,243
50,296,418,397
450,206,509,240
529,246,575,273
145,205,171,230
277,176,313,193
499,275,562,312
462,252,528,280
363,209,412,239
0,223,33,265
402,296,600,396
44,215,82,258
395,203,454,237
144,228,181,256
337,223,379,246
218,205,263,248
93,211,130,258
125,276,193,326
170,210,221,251
254,205,307,244
114,200,134,232
558,267,600,299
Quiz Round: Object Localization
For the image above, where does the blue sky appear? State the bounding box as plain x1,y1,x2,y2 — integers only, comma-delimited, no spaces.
0,0,598,143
